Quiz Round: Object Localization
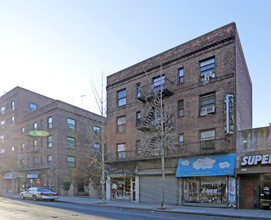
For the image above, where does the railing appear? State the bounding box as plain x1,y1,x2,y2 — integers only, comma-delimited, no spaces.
105,138,232,162
137,78,174,102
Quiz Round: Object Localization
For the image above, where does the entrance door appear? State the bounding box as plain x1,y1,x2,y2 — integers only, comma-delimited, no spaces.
241,182,255,209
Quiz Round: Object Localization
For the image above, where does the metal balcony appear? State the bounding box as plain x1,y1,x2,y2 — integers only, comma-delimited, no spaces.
137,78,173,102
105,138,232,163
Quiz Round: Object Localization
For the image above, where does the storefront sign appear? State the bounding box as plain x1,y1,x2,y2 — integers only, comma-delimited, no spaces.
240,154,271,166
176,153,235,177
107,164,135,177
27,174,38,178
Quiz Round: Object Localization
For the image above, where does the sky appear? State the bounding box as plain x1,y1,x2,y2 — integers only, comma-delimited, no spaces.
0,0,270,128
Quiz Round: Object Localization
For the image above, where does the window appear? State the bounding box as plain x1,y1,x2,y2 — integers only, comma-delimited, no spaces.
21,144,25,152
178,100,184,117
153,75,165,92
1,120,5,129
67,137,76,149
179,68,184,84
117,116,126,133
179,134,184,143
11,101,15,110
67,118,76,130
200,58,215,81
30,103,37,111
200,129,216,149
21,127,25,133
47,155,52,163
48,117,52,129
48,136,52,148
0,135,4,144
93,143,100,149
11,115,15,125
136,83,141,98
199,92,216,116
11,146,15,151
33,157,39,164
117,89,126,106
67,156,76,167
135,140,141,155
93,126,101,137
1,106,5,115
33,122,38,130
33,139,38,150
136,111,141,126
117,143,126,159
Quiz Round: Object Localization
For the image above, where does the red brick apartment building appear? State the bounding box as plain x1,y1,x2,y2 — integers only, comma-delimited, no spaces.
0,87,103,195
105,23,252,207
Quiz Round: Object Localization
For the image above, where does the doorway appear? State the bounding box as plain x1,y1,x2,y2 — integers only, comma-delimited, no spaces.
241,182,255,209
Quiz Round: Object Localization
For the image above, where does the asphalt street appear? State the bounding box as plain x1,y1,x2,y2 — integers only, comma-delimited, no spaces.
0,197,242,220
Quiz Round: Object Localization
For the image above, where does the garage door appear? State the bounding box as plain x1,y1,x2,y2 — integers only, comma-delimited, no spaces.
139,175,178,204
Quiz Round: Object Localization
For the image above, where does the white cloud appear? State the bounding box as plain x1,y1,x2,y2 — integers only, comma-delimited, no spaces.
219,161,230,169
181,160,190,166
193,157,216,170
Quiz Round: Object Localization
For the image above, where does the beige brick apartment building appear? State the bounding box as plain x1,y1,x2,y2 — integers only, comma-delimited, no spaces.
105,23,252,207
0,87,103,195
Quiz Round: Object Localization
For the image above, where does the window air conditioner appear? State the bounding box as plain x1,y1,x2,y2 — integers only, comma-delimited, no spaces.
206,106,215,114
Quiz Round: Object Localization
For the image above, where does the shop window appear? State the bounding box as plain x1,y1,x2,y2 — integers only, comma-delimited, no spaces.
111,177,134,200
183,176,227,205
199,92,216,116
200,129,215,149
117,89,126,106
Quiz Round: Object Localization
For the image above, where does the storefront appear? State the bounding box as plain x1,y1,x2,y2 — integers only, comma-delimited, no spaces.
106,164,138,202
176,153,236,207
236,151,271,209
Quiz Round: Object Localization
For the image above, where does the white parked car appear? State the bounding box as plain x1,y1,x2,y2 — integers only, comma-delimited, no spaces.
20,187,59,201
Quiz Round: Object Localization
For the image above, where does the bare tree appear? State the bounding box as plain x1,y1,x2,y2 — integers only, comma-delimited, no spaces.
137,66,178,209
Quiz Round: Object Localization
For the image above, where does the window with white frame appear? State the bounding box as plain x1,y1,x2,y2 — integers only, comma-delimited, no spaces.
67,118,76,131
199,92,216,116
11,101,15,110
48,117,52,129
48,136,52,148
33,122,38,130
67,137,76,149
117,116,126,133
67,156,76,167
117,143,126,159
200,58,215,81
117,89,126,106
200,129,216,149
47,155,52,163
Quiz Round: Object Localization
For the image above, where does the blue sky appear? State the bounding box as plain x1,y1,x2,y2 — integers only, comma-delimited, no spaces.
0,0,270,128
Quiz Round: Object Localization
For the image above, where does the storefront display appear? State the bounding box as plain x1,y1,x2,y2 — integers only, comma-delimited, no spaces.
176,153,236,207
111,177,133,200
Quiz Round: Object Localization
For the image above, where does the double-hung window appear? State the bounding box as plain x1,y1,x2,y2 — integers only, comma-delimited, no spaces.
153,75,165,92
136,111,141,127
11,101,15,110
178,100,184,117
117,116,126,133
199,92,216,116
48,117,52,129
200,58,215,81
33,122,38,131
200,129,215,149
179,68,184,84
93,126,101,138
67,156,76,167
48,136,52,148
67,118,76,131
117,89,126,106
1,106,5,115
136,83,141,98
67,137,76,149
117,143,126,159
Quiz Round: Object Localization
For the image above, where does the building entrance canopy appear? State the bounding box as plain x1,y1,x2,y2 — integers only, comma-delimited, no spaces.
176,153,235,177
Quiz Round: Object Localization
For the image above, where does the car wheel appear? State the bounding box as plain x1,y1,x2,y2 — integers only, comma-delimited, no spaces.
32,195,38,201
20,194,25,200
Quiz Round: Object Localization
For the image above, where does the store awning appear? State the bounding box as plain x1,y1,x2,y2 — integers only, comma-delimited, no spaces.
176,153,235,177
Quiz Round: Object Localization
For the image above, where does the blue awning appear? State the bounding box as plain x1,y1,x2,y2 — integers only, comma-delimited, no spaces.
176,153,235,177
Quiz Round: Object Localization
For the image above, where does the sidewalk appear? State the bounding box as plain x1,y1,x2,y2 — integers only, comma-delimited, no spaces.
57,196,271,219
